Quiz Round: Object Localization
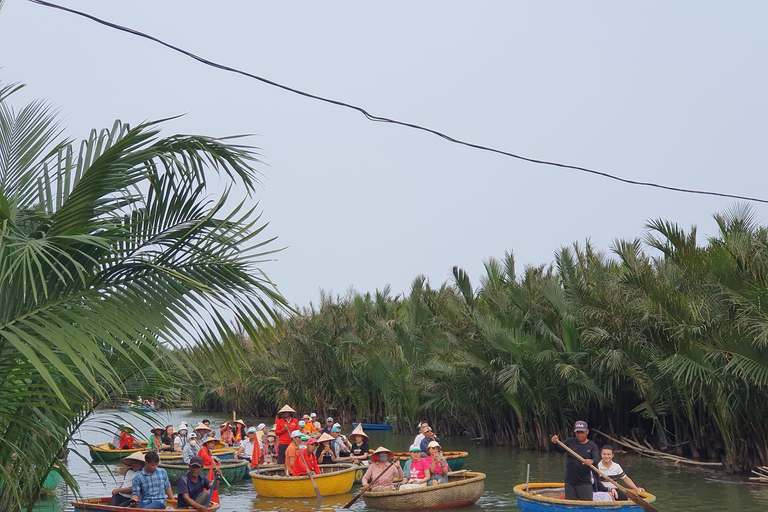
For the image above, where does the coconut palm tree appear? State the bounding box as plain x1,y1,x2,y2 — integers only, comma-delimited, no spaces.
0,82,287,510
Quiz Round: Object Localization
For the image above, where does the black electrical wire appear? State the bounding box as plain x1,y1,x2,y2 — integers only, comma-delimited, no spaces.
27,0,768,205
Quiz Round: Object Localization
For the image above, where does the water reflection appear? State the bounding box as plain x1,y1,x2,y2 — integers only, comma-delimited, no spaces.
36,409,768,511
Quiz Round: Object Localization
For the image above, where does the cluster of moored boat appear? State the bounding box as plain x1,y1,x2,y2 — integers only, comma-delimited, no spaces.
77,435,658,511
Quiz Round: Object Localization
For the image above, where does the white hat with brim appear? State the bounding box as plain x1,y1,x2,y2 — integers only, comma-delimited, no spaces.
121,451,146,464
350,424,370,443
278,404,296,414
371,446,394,457
427,440,441,449
317,432,335,443
176,424,188,433
256,423,267,431
290,430,302,438
121,424,136,433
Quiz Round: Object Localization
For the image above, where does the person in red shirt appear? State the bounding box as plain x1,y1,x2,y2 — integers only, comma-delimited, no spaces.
197,435,221,467
275,404,299,464
118,425,138,450
292,438,321,476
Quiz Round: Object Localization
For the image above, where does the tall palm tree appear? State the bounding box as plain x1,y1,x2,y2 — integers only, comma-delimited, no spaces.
0,82,288,510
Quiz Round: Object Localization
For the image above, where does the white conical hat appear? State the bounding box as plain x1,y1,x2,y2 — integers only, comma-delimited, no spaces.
277,404,296,414
350,423,369,442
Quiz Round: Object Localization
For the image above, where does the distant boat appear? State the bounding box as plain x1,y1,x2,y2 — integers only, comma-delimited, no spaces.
352,422,393,431
120,406,157,412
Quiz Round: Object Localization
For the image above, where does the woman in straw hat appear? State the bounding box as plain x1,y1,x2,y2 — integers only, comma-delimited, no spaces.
219,422,234,446
362,447,403,492
148,426,165,451
108,451,145,506
425,440,451,485
197,434,221,467
274,404,299,464
116,424,139,450
349,424,370,465
315,432,337,465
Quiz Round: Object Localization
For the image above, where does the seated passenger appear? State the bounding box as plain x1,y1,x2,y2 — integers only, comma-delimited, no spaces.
349,425,370,465
177,456,221,511
597,445,644,500
130,451,173,509
361,447,403,491
316,432,337,465
425,441,451,485
108,451,145,506
400,444,431,490
293,438,321,476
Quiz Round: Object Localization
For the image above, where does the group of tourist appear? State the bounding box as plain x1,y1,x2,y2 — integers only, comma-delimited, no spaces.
109,450,221,510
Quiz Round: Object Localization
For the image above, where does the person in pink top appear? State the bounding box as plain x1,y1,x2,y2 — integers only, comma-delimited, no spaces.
399,444,431,490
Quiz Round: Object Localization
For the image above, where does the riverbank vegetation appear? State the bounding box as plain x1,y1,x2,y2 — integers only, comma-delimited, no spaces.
192,205,768,473
0,82,286,511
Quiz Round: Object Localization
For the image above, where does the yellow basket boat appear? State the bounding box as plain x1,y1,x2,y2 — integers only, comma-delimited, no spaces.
250,463,357,497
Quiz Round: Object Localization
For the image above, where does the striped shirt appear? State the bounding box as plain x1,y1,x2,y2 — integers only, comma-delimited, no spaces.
131,467,171,507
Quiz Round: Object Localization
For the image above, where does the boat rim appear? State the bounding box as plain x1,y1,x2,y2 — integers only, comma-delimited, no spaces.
363,471,485,497
249,463,357,480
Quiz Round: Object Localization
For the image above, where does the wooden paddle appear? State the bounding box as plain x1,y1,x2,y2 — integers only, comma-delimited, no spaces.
297,447,323,503
342,456,400,509
555,438,660,512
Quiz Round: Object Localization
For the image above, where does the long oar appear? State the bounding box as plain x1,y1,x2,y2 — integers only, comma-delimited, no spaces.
554,439,659,512
297,448,323,503
205,472,218,508
342,456,400,509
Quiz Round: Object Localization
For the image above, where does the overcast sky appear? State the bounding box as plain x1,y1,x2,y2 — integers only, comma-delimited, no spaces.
2,1,767,310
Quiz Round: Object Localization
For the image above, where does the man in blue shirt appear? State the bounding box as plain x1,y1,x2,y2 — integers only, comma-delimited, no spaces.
130,451,173,509
177,456,221,510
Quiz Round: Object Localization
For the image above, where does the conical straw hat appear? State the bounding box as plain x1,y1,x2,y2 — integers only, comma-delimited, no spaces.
371,446,394,457
350,423,369,442
317,432,335,443
121,451,146,464
277,404,296,414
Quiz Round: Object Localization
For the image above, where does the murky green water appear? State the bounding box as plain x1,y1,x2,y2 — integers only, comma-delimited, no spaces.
35,410,768,511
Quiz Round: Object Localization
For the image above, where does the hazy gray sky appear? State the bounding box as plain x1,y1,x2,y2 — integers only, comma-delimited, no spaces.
2,1,767,309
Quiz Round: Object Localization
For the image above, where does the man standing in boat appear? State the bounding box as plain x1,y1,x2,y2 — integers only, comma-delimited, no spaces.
551,421,601,501
275,404,299,464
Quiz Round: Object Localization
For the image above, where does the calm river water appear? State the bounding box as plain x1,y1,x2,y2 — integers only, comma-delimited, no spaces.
35,409,768,512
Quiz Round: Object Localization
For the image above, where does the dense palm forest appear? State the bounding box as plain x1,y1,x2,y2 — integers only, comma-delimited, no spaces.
193,205,768,473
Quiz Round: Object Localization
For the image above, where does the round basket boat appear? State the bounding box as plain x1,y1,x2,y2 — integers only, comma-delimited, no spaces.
250,463,356,497
72,497,219,512
323,459,366,483
89,442,148,463
514,483,657,511
160,459,248,485
362,471,485,510
43,468,62,491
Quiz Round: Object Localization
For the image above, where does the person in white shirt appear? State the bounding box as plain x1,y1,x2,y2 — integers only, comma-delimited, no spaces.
173,425,188,452
597,445,645,500
237,427,259,463
108,452,145,506
412,422,429,448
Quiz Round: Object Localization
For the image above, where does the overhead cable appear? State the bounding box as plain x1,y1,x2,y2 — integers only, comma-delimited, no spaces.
27,0,768,205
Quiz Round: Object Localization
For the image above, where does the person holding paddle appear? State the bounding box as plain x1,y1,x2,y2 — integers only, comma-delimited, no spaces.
361,447,403,491
551,420,602,501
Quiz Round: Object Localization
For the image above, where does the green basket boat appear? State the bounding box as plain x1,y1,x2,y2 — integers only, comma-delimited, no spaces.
43,468,62,491
160,459,249,485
